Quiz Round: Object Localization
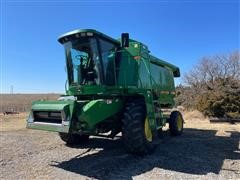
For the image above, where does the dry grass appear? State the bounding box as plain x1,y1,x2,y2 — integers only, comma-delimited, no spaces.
0,113,28,131
183,110,240,137
183,110,207,121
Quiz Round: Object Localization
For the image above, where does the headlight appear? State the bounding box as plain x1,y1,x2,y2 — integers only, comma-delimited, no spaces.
27,111,34,123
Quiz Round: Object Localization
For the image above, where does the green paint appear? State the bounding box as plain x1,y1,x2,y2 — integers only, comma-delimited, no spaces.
79,99,123,130
27,29,180,137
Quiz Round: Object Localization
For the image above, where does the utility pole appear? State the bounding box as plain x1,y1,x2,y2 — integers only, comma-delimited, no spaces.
10,85,13,94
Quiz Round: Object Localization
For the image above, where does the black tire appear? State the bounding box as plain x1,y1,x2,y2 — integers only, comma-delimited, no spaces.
169,111,184,136
122,99,156,155
59,132,89,145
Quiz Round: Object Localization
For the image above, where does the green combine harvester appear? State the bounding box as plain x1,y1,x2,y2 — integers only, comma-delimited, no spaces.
27,29,184,155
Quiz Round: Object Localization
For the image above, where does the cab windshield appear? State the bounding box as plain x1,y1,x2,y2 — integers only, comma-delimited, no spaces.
64,36,119,86
64,37,101,85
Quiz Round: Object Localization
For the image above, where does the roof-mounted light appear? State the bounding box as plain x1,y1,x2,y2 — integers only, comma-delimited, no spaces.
87,32,93,36
81,33,86,37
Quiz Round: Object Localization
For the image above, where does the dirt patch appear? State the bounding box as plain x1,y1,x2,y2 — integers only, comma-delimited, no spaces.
0,112,240,179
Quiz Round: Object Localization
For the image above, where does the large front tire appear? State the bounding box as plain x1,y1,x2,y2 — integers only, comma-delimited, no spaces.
122,99,156,155
59,133,89,145
169,111,184,136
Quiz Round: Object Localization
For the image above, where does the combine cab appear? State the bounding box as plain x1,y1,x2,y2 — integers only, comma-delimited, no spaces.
27,29,183,155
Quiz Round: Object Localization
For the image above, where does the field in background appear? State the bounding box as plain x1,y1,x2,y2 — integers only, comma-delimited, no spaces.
0,94,60,113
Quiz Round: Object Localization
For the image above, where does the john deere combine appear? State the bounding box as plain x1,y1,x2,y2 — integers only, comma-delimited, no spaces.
27,29,183,155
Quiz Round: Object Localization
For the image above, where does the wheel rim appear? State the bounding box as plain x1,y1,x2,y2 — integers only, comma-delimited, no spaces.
144,118,153,142
177,114,183,131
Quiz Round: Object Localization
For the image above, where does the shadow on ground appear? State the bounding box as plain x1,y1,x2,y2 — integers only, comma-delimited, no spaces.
52,128,240,179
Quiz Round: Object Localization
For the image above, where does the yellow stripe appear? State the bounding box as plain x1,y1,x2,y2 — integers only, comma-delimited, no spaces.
160,91,176,95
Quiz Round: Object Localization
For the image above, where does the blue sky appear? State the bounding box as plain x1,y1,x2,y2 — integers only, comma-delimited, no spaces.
1,1,239,93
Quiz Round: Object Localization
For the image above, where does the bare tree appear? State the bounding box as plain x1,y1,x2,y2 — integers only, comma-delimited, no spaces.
176,51,240,118
184,51,240,89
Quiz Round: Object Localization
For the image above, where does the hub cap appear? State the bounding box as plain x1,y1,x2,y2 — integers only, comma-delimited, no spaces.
144,118,152,142
177,115,183,131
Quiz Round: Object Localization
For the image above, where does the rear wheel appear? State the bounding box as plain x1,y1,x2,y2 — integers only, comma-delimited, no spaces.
59,132,89,145
169,111,184,136
122,99,156,155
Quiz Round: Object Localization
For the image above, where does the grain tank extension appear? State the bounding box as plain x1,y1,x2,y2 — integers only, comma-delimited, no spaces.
27,29,184,155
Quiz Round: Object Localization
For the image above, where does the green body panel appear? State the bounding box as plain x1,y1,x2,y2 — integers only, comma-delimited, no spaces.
27,100,76,132
27,29,180,137
31,101,70,111
67,85,106,96
31,100,75,115
77,99,123,131
117,50,138,87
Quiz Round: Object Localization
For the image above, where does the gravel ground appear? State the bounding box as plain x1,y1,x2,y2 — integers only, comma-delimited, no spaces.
0,112,240,180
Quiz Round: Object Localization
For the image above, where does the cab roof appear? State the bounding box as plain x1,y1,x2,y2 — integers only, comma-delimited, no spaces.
58,29,120,45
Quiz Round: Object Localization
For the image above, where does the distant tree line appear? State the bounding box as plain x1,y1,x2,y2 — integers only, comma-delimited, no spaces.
176,51,240,118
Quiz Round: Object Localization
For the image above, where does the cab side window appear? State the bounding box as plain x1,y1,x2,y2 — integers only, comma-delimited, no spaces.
99,39,116,85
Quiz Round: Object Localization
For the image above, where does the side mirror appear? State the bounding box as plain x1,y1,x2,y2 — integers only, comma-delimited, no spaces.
121,33,129,48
